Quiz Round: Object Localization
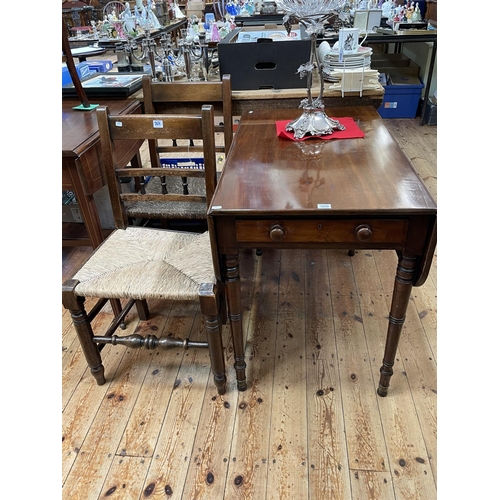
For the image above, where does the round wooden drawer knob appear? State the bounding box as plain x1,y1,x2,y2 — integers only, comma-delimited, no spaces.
355,224,372,241
269,224,285,241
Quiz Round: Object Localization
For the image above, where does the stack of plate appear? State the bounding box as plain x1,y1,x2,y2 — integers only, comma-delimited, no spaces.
318,41,373,82
323,70,381,92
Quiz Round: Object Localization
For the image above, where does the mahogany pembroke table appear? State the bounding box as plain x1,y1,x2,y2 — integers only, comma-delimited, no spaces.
208,106,437,397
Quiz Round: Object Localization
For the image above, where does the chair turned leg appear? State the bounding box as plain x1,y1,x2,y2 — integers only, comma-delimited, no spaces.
110,299,126,330
199,283,226,395
136,299,150,321
62,280,106,385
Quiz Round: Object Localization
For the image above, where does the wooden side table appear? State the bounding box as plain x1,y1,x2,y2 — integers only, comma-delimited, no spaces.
62,97,143,248
208,106,437,397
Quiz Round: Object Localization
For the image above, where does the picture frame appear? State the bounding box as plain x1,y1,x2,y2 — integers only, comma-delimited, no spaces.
62,73,144,97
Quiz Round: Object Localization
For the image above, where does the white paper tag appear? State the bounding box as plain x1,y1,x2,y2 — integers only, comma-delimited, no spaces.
115,121,122,127
212,205,222,210
317,204,332,209
153,119,163,128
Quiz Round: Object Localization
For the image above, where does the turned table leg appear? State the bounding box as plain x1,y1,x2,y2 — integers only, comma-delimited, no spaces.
224,253,247,391
199,283,227,395
377,255,417,397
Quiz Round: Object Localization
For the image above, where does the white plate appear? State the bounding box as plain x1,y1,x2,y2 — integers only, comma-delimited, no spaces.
324,58,371,69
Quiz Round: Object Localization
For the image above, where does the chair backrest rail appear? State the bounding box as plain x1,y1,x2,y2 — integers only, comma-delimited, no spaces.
106,114,204,141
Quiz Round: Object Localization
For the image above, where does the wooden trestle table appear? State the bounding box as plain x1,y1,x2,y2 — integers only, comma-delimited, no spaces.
208,106,437,397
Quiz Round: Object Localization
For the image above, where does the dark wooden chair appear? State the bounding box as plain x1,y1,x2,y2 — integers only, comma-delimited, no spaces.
62,0,96,36
132,75,234,228
62,104,227,395
142,73,234,160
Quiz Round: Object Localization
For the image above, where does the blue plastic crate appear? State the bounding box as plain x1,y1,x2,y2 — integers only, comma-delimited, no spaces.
140,158,206,185
377,79,424,119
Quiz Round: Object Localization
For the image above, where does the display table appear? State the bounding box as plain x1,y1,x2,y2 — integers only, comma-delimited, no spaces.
229,83,384,114
67,19,188,49
224,25,437,124
62,97,143,248
208,106,437,396
133,71,385,115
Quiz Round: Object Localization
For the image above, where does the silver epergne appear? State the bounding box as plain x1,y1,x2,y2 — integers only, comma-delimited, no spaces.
275,0,350,139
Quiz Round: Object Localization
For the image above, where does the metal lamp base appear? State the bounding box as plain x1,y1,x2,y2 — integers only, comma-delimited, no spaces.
285,103,345,140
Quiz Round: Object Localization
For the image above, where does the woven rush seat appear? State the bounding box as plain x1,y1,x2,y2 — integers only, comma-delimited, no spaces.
125,173,221,220
73,228,215,300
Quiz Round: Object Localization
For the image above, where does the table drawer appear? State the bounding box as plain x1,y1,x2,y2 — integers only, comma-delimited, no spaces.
235,219,408,245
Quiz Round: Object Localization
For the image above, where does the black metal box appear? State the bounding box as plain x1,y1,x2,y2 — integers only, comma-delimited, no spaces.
218,27,311,90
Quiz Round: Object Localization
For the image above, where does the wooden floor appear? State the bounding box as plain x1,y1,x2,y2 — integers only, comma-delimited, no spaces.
62,117,437,500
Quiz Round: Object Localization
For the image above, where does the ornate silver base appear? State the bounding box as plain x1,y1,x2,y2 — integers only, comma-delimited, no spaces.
285,103,345,140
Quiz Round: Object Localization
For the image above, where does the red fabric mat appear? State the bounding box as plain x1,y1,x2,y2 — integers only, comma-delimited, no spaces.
276,116,364,141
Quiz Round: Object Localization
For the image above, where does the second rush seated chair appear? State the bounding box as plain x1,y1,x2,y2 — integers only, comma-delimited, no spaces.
142,73,234,161
62,104,227,395
130,75,234,228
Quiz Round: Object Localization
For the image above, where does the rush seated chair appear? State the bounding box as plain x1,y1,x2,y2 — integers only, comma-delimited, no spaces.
62,104,227,395
142,73,234,160
133,75,234,228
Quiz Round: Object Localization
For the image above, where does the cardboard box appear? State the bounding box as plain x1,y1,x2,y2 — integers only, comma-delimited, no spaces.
371,53,420,76
389,73,422,86
62,183,130,229
186,0,204,17
62,204,84,223
218,27,311,90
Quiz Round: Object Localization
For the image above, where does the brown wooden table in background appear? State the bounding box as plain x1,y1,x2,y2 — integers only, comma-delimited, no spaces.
208,106,437,397
62,97,143,248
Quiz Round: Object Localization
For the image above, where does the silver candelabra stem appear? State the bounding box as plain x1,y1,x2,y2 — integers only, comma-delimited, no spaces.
275,0,349,139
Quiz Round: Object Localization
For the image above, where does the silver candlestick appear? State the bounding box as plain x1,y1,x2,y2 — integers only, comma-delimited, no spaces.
276,0,350,139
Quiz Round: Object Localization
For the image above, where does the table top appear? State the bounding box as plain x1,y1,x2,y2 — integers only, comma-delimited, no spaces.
70,46,107,58
62,97,141,159
209,106,436,217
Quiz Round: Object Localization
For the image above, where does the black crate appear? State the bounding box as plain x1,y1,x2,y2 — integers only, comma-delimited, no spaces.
218,27,311,90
